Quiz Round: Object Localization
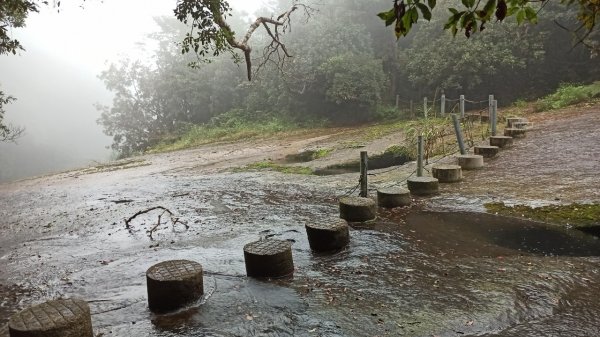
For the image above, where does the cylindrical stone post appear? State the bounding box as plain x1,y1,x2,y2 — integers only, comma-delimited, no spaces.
457,154,484,170
360,151,368,197
459,95,465,118
339,196,376,222
491,100,498,136
244,239,294,278
490,136,513,148
377,187,411,208
506,117,527,128
441,94,446,116
146,259,204,313
8,298,93,337
474,145,499,158
417,135,424,177
407,176,439,195
432,164,463,183
452,114,466,155
513,121,530,129
305,220,350,252
504,128,526,138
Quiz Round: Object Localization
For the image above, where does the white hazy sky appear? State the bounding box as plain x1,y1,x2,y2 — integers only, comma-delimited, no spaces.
0,0,272,180
20,0,272,73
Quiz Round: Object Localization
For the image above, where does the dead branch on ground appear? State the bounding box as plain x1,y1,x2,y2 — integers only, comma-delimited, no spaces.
124,206,189,240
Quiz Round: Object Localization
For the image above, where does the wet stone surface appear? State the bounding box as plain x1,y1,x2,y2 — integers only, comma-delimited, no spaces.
1,107,599,337
339,196,376,222
147,260,203,282
244,239,292,256
146,260,204,314
305,220,350,252
8,299,92,337
306,220,348,231
244,239,295,278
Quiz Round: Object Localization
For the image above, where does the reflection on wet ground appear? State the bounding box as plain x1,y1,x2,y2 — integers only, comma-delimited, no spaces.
2,175,600,337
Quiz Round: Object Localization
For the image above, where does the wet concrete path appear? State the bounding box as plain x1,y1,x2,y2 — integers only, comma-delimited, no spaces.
1,106,599,337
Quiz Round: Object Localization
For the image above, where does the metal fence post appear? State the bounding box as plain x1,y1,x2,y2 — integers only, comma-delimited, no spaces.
459,95,465,119
441,94,445,116
360,151,368,197
423,97,428,118
417,135,424,177
452,114,467,155
488,94,494,123
492,100,498,136
395,94,400,110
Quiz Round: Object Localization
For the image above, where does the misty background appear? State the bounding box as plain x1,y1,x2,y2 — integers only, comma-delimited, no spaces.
0,0,265,182
1,0,599,182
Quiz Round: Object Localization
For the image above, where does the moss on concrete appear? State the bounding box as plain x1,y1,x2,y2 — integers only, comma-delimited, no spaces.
285,148,333,163
237,161,314,175
485,202,600,230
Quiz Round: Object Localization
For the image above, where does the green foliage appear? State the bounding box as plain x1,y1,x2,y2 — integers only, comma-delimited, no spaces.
94,0,600,156
403,13,543,98
151,115,298,153
173,0,237,64
319,53,387,118
383,144,414,160
0,0,38,55
378,0,435,38
312,148,333,160
0,91,14,135
377,0,598,43
373,105,407,121
534,82,600,111
403,117,457,160
0,90,24,142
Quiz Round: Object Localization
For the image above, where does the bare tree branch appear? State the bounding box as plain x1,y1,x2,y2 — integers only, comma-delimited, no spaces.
177,1,315,81
0,124,25,142
124,206,189,240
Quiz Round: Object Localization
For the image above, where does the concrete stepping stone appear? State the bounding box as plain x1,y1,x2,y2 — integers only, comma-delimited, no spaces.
339,196,376,222
432,164,462,183
244,239,294,278
407,176,439,195
8,298,93,337
146,259,204,313
457,154,484,170
490,136,513,148
513,121,533,129
474,145,499,158
376,187,411,208
305,220,350,252
506,117,527,127
504,128,526,138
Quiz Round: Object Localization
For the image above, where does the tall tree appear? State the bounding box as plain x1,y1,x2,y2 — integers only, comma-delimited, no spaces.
0,91,24,142
0,0,31,141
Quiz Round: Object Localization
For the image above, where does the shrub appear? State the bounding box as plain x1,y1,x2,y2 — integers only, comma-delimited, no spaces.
535,82,600,111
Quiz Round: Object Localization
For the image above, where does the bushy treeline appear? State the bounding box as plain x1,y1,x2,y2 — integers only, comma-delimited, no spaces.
97,0,600,157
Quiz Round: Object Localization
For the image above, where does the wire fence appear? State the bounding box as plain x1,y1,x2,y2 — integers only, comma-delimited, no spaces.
394,94,493,118
338,93,497,197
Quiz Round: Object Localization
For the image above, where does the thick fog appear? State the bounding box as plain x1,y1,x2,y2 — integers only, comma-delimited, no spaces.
0,0,264,182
